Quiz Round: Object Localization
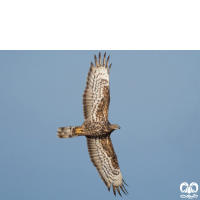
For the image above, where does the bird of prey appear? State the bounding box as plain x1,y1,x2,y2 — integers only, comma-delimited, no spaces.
57,52,128,196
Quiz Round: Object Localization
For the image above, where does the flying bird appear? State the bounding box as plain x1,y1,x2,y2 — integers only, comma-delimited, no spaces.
57,53,128,196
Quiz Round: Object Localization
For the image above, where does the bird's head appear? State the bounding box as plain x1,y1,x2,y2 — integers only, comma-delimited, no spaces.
110,124,121,130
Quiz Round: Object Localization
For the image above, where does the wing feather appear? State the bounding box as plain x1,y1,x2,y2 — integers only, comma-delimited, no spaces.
86,136,128,196
83,53,110,122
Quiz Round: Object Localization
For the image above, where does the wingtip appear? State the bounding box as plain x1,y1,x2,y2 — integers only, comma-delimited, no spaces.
117,186,122,197
108,63,112,74
99,52,102,66
103,52,106,67
91,62,95,67
106,55,110,68
120,185,127,195
113,186,116,196
94,54,98,66
122,183,129,194
123,179,128,186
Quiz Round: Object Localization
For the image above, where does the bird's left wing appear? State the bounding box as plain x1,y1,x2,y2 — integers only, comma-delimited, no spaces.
83,52,111,122
86,136,128,196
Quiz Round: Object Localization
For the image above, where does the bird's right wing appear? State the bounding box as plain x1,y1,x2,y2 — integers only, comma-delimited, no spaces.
86,136,128,196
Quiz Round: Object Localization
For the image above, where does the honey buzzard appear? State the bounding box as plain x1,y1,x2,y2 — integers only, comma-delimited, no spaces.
57,53,128,196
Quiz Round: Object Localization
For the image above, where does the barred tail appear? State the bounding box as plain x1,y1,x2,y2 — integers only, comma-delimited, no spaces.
57,126,78,138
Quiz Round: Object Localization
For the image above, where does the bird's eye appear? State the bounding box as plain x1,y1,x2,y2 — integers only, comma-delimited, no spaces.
114,125,116,127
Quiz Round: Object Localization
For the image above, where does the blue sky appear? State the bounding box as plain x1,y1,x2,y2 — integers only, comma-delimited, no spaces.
0,51,200,200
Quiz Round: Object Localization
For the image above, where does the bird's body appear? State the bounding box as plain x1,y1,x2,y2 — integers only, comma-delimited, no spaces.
57,53,128,196
58,121,118,137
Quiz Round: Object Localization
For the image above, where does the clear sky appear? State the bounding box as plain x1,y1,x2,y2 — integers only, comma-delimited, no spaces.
0,51,200,200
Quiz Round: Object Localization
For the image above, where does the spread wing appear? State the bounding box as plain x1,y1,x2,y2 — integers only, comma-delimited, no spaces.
86,136,128,196
83,52,111,122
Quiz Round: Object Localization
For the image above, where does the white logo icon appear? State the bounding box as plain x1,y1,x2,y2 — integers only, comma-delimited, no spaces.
180,182,198,199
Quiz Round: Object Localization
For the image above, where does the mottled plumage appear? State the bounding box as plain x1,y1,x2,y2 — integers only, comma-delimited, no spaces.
57,53,128,196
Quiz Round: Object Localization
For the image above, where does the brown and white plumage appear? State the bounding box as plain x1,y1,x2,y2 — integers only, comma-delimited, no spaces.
87,136,128,196
83,53,111,122
57,52,128,196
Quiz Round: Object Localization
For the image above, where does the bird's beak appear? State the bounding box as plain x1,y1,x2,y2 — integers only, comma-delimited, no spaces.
118,126,121,129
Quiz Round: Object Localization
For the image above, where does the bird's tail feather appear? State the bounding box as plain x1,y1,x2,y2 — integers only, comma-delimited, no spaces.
57,126,79,138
